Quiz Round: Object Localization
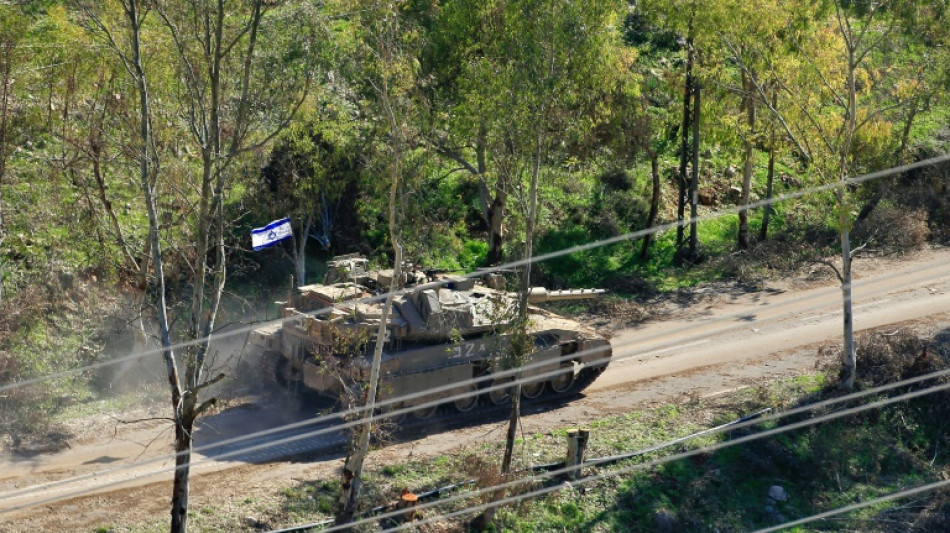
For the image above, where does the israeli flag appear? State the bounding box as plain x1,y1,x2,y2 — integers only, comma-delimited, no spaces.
251,217,293,250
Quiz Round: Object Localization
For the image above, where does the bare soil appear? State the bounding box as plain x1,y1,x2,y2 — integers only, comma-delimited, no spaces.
3,246,950,532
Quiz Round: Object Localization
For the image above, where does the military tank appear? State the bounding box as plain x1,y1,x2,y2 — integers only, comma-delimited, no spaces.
248,255,612,419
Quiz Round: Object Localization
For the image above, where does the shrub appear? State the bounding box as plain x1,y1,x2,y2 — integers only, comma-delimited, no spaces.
820,328,947,389
0,351,69,452
853,206,930,251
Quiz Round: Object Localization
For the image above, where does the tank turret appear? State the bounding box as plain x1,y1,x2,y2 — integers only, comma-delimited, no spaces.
249,256,612,419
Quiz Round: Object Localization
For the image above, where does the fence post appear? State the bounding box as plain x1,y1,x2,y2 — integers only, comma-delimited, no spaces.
565,428,590,481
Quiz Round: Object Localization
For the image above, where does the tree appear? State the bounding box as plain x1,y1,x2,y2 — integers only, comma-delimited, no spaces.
0,7,28,304
77,1,315,531
261,118,359,285
412,0,623,267
336,0,417,526
725,0,933,388
759,86,780,241
706,0,786,249
436,0,625,475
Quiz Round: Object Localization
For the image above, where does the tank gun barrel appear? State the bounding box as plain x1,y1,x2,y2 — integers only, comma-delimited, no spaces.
527,287,606,303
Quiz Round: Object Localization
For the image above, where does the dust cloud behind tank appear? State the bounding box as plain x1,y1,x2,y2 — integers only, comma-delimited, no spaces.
247,255,612,419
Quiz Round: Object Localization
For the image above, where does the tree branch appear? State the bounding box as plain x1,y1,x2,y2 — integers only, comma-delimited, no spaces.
428,140,480,176
196,372,226,393
791,34,847,111
719,34,812,162
812,259,843,283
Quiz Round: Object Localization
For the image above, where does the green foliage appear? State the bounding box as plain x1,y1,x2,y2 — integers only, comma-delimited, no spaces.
280,479,340,518
497,378,948,532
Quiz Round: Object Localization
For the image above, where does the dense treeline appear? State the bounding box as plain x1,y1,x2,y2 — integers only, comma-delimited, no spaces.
1,1,948,298
1,0,949,528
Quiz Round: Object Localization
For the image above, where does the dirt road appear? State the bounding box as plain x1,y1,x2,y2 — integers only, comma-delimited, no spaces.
2,246,949,531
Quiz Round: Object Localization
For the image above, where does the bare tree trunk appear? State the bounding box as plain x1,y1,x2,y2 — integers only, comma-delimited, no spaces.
170,399,195,533
760,88,777,242
485,187,507,266
760,138,776,242
838,14,859,390
738,70,756,249
294,215,313,287
676,43,693,249
839,218,856,390
689,81,700,258
473,130,507,267
640,150,661,261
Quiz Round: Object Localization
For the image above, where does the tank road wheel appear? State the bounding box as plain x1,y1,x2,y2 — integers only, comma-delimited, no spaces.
454,384,479,413
521,380,545,399
412,404,439,420
488,378,512,405
378,405,406,425
549,363,575,394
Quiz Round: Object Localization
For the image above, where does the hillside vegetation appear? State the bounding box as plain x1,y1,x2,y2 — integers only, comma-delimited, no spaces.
1,0,950,529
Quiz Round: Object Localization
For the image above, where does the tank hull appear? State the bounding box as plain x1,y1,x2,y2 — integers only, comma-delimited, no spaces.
248,256,612,415
257,320,611,414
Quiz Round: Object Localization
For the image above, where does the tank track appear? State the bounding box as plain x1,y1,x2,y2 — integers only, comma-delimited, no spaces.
258,363,612,463
569,363,608,394
259,351,282,385
263,359,611,443
381,361,610,432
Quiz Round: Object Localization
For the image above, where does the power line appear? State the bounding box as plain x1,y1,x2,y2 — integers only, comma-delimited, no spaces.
2,243,944,500
752,478,950,533
2,228,948,511
298,373,950,533
1,155,948,516
5,279,950,515
3,149,948,396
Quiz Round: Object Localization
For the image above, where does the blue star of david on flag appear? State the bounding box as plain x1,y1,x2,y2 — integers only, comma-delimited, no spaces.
251,217,293,250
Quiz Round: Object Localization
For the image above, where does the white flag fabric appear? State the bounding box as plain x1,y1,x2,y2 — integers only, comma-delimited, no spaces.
251,217,293,250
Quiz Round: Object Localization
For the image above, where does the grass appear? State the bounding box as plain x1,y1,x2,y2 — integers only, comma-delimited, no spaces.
88,341,950,532
53,382,167,422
